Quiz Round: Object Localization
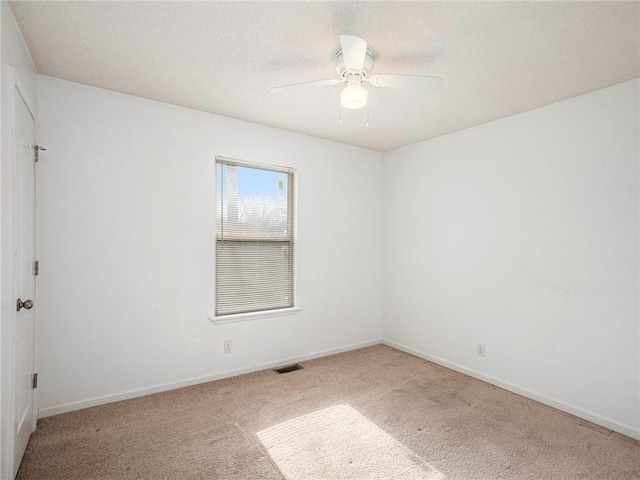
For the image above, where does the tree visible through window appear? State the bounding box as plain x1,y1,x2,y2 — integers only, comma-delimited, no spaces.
215,157,295,316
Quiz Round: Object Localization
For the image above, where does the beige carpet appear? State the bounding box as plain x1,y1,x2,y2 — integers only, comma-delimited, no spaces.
17,345,640,479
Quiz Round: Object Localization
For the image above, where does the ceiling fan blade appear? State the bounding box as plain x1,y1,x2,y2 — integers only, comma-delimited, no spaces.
368,74,443,92
340,35,368,71
271,78,342,93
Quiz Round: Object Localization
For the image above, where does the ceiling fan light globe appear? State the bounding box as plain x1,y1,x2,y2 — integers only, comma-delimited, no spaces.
340,84,368,110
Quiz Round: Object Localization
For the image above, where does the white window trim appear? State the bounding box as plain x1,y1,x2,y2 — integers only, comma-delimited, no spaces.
209,306,302,325
216,155,295,175
212,155,300,322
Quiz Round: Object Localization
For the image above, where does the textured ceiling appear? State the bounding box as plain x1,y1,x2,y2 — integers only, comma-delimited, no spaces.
9,1,640,152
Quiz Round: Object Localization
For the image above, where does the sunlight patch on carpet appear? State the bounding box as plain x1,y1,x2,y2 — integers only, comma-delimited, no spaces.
257,404,445,480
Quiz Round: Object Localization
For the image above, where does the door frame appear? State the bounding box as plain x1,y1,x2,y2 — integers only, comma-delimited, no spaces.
0,66,38,479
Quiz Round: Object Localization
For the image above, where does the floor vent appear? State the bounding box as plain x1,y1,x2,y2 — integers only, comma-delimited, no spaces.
274,363,303,374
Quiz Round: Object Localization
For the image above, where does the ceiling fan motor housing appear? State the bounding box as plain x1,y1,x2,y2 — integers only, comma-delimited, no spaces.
334,48,374,77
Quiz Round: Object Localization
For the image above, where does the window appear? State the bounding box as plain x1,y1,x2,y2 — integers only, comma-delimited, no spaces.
215,157,295,317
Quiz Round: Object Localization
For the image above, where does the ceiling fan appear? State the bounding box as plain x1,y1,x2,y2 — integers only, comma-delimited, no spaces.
271,35,443,112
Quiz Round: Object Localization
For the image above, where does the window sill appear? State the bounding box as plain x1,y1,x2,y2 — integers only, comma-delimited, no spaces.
209,307,302,325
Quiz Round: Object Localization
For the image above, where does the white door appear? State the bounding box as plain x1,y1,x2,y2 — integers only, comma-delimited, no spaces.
12,84,37,476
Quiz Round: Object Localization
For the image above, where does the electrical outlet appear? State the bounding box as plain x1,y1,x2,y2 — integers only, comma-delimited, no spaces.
224,340,232,354
476,343,485,357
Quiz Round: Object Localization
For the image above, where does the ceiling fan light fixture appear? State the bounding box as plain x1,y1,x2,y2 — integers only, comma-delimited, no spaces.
271,34,444,119
340,80,368,110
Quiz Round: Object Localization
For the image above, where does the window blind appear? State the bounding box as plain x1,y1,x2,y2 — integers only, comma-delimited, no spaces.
215,157,294,316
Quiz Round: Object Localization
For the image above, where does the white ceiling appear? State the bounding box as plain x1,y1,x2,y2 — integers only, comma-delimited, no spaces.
9,1,640,152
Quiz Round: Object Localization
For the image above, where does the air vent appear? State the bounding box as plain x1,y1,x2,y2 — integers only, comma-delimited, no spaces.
274,363,303,374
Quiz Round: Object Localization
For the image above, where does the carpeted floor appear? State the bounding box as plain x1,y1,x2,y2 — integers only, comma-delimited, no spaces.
17,345,640,479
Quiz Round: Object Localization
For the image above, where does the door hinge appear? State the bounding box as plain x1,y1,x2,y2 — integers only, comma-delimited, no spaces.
34,145,46,163
32,373,38,389
34,260,39,276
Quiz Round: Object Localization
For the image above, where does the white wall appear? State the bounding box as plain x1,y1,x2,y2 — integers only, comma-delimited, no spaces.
36,76,384,415
383,79,640,439
0,2,38,478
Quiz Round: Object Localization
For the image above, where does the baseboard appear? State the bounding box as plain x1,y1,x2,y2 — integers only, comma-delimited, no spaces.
38,339,382,419
382,339,640,441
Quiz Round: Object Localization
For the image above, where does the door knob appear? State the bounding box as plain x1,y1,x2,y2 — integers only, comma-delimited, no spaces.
16,299,34,311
